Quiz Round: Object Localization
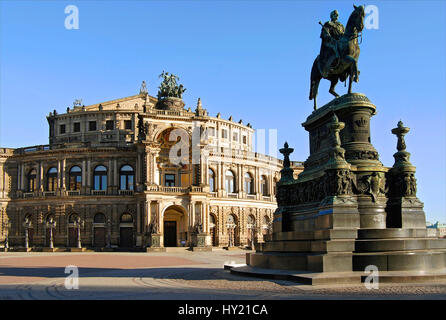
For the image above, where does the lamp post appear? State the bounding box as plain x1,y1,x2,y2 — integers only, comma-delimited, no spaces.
106,218,111,248
73,217,84,249
250,222,256,249
226,222,235,247
4,221,11,250
46,217,57,249
23,218,32,249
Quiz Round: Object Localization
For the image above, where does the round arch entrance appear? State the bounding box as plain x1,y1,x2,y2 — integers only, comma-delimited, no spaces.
162,205,187,247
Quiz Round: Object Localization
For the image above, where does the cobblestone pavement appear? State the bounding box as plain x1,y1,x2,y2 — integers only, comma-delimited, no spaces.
0,250,445,300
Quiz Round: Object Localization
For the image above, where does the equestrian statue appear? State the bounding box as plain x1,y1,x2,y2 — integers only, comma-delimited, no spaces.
309,5,365,110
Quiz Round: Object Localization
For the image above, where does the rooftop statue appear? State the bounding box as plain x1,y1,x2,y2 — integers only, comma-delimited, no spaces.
309,5,365,110
157,71,186,100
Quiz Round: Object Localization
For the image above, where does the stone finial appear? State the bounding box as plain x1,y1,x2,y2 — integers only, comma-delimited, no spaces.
216,112,221,118
391,120,413,168
239,119,243,124
140,80,148,95
228,116,233,121
392,120,410,152
279,142,294,182
187,107,192,112
197,98,202,109
98,104,103,111
280,142,293,168
328,113,345,148
66,107,70,113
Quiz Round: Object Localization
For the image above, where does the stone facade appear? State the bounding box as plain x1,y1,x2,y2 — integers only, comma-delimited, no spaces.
0,86,303,250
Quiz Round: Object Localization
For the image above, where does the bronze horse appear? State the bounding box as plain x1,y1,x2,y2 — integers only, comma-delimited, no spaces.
309,5,365,110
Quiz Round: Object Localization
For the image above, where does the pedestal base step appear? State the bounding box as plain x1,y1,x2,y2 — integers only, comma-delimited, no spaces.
192,247,212,252
248,251,353,272
147,247,167,252
229,265,446,285
42,247,69,252
69,247,88,252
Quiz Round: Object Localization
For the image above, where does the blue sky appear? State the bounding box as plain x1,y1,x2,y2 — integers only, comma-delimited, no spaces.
1,0,445,223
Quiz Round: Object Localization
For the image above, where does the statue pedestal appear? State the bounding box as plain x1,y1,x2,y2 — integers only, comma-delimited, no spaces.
192,233,212,252
234,94,446,284
146,234,166,252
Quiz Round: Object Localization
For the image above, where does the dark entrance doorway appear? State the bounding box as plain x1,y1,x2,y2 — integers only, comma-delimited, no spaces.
94,227,106,247
210,227,216,246
68,227,78,247
28,229,34,247
164,221,177,247
120,227,133,247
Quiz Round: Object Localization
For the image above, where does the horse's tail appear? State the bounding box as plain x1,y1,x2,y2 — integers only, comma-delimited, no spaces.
309,57,320,100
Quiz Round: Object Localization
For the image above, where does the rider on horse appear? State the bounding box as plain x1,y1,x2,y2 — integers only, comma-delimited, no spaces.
319,10,345,78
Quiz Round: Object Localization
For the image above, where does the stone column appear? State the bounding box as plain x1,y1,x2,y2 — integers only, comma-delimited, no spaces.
108,159,112,194
113,159,118,192
21,163,25,192
87,159,91,193
82,160,86,187
61,158,66,191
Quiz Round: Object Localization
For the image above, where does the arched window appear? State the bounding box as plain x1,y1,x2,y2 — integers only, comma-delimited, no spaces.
260,175,268,196
248,215,255,226
68,214,79,223
94,213,106,223
93,165,107,191
69,166,82,190
120,213,133,223
209,214,216,226
225,170,235,194
227,214,236,225
244,172,254,194
27,169,37,192
46,167,58,191
119,165,134,191
208,168,215,192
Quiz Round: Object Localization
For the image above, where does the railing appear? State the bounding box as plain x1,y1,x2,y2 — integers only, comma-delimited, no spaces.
209,192,217,197
67,190,81,196
147,186,189,193
118,190,134,196
23,192,34,198
246,194,256,200
91,190,107,196
228,193,238,198
262,196,271,201
190,186,203,193
43,191,56,197
16,145,51,154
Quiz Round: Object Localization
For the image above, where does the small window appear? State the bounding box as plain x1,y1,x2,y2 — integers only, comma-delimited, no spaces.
106,120,114,130
89,121,97,131
60,124,66,134
233,132,238,141
73,122,80,132
222,129,228,139
243,136,247,144
208,127,215,136
165,174,175,187
124,120,132,130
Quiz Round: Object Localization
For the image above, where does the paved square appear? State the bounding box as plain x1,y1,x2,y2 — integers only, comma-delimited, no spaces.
0,250,445,300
